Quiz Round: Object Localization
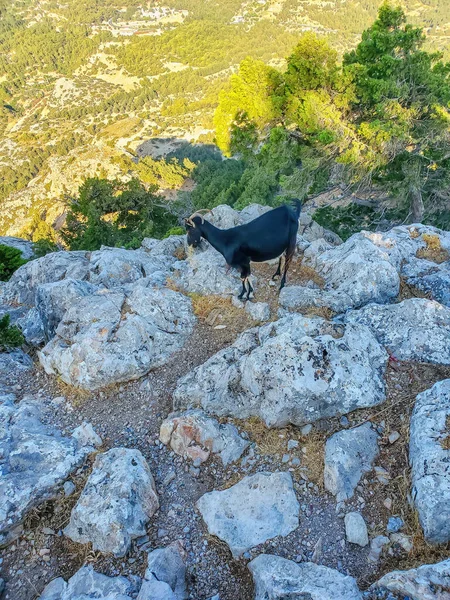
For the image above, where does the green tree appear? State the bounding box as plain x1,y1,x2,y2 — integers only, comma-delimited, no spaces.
0,245,27,281
63,178,178,251
0,314,24,351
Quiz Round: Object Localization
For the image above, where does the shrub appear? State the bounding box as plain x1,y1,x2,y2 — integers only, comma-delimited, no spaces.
0,314,24,350
0,245,27,281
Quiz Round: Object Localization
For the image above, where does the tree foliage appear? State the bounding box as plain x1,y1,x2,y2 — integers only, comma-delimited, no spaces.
0,244,27,281
0,314,24,351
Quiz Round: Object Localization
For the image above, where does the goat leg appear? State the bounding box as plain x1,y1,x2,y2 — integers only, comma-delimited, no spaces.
272,256,283,280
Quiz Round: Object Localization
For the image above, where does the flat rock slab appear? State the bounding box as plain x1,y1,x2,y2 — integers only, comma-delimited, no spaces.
249,554,362,600
196,472,299,557
39,286,195,390
345,298,450,364
372,558,450,600
38,565,138,600
279,285,351,314
324,423,379,502
160,410,249,466
174,314,387,427
410,379,450,544
64,447,159,557
0,396,93,544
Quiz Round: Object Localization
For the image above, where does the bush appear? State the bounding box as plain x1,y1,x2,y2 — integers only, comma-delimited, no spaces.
33,238,59,258
0,245,27,281
0,314,24,351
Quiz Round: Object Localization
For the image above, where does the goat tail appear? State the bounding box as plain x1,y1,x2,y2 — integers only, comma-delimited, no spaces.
292,199,302,218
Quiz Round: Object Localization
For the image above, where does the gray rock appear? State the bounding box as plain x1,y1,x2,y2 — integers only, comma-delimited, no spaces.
373,558,450,600
207,204,241,229
324,423,379,502
196,472,299,557
160,410,249,466
245,301,270,322
410,379,450,544
64,448,159,557
3,251,89,306
35,278,98,340
239,204,272,225
249,554,362,600
173,243,241,296
298,212,342,246
173,315,387,428
139,542,186,600
0,349,33,377
143,235,185,260
0,397,92,542
303,232,400,310
0,236,34,259
368,536,390,564
386,516,404,534
345,298,450,364
279,285,351,314
345,512,369,547
390,533,413,553
72,422,102,448
63,481,76,497
38,565,139,599
402,256,450,307
39,286,194,390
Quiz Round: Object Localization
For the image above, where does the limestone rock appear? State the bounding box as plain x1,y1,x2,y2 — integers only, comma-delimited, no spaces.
0,397,93,543
72,422,102,448
173,314,387,428
39,286,194,390
410,379,450,544
279,285,351,314
139,542,186,600
373,558,450,600
0,236,34,259
368,535,390,564
38,565,139,600
324,423,379,502
345,512,369,547
244,301,270,322
249,554,362,600
35,278,98,340
196,472,299,557
345,298,450,364
402,256,450,307
64,448,159,557
160,410,249,466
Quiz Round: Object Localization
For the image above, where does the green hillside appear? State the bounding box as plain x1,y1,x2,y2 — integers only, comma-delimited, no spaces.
0,0,449,239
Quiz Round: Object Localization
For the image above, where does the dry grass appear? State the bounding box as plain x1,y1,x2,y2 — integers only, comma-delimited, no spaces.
173,246,187,261
416,233,449,264
241,417,292,455
409,227,421,239
189,294,255,333
397,277,431,302
440,415,450,450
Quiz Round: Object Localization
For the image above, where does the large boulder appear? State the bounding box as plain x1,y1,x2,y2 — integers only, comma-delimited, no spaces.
279,285,351,314
299,212,342,246
0,396,95,545
39,286,195,390
402,256,450,307
0,236,34,259
64,447,159,557
371,558,450,600
410,379,450,544
324,423,379,502
173,315,387,428
160,410,249,466
249,554,362,600
345,298,450,364
38,565,139,600
2,251,89,306
172,243,241,296
303,232,400,311
196,472,299,557
35,278,98,340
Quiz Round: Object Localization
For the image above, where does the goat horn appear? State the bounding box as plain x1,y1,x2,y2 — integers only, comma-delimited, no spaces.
186,209,212,224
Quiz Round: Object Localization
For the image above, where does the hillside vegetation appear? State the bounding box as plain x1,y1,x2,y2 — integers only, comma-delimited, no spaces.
0,0,449,243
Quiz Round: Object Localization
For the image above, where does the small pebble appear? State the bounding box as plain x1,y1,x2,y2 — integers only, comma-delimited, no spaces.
388,431,400,444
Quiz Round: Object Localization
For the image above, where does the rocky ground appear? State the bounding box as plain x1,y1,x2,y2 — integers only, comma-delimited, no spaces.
1,205,450,600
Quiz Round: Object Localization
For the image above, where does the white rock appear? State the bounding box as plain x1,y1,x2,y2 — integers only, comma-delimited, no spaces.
410,379,450,544
64,448,159,557
139,542,186,600
368,535,390,564
72,422,102,448
196,472,299,557
39,286,195,390
38,565,138,599
174,315,387,428
345,298,450,364
0,397,92,543
63,481,76,498
373,558,450,600
344,512,369,547
324,423,379,502
245,301,270,322
160,410,249,466
249,554,362,600
279,285,351,314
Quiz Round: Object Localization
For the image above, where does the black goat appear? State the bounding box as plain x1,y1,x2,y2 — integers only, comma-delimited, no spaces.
185,201,301,301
